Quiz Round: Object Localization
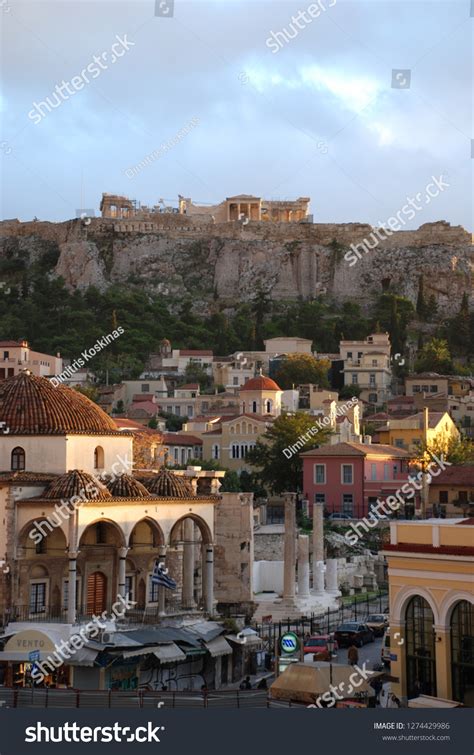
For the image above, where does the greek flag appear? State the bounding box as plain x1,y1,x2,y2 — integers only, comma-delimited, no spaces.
151,561,177,590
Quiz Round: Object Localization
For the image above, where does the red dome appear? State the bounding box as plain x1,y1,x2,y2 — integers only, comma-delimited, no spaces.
240,375,281,392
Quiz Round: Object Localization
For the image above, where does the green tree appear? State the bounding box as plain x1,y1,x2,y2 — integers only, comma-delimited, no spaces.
339,384,361,399
275,353,330,390
73,384,99,404
416,276,429,320
246,412,332,493
415,338,453,374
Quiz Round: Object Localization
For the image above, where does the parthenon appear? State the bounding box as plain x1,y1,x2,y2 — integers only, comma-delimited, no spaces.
100,192,311,223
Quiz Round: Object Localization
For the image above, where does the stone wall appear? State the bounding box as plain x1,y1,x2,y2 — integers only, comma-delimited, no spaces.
214,492,254,605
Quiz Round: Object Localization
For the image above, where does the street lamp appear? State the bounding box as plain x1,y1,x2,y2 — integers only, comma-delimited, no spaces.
327,635,335,686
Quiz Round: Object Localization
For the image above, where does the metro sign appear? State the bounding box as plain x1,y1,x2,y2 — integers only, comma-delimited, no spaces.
280,632,300,655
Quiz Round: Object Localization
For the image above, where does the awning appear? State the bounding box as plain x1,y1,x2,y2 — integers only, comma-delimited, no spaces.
119,647,160,659
153,643,186,663
67,647,98,667
0,628,71,662
204,636,233,657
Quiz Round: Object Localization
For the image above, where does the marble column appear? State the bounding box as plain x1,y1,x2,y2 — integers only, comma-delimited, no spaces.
67,550,78,625
158,545,167,616
203,545,214,614
325,558,339,594
283,492,296,600
182,520,195,608
118,547,129,600
297,535,310,599
312,502,324,589
313,560,325,595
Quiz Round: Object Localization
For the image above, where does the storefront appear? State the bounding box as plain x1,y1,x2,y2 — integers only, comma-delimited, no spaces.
0,628,72,688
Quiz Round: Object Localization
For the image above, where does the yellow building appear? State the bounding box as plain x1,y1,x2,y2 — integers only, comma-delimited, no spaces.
375,409,459,453
382,519,474,705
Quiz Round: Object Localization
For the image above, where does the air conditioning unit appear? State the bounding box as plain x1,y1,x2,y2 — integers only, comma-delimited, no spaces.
101,632,113,645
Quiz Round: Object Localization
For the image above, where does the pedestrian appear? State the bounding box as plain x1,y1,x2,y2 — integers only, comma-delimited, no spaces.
256,677,267,690
347,644,359,666
239,675,252,690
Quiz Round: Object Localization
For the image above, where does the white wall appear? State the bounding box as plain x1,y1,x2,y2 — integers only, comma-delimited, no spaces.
253,560,284,594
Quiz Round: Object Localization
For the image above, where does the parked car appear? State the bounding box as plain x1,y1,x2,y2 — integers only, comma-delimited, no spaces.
334,622,374,648
365,613,389,637
381,628,391,665
327,512,351,521
303,634,338,658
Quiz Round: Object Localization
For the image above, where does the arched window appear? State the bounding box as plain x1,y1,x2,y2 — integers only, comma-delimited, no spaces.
232,444,240,459
266,400,272,414
94,446,104,470
405,595,436,698
252,401,257,413
11,446,25,471
212,444,220,460
451,601,474,704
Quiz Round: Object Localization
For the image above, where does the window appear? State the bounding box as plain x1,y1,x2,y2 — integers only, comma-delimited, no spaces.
370,463,377,481
95,522,107,544
393,465,398,477
314,493,325,504
394,438,405,448
422,385,429,393
351,374,358,385
383,463,389,481
173,447,179,462
265,400,272,413
405,596,436,698
232,444,240,459
3,351,8,359
314,464,326,484
63,578,80,610
451,601,474,704
174,406,181,416
141,384,149,392
212,444,220,460
342,494,353,516
252,401,257,413
369,373,376,387
372,359,378,366
148,574,159,603
430,385,438,393
187,405,193,417
413,385,421,393
459,491,468,503
341,464,353,484
347,351,352,359
233,377,239,385
11,446,25,471
368,393,377,403
36,538,46,555
201,402,209,411
439,491,448,504
29,582,47,614
125,575,135,603
357,352,363,359
94,446,104,470
368,496,377,512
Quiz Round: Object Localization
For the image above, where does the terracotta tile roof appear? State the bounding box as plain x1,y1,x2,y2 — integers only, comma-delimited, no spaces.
457,517,474,525
241,376,281,392
162,433,202,445
177,383,199,390
0,471,57,485
143,468,194,498
178,350,213,356
42,470,112,500
0,371,125,435
430,466,474,487
301,441,411,458
106,474,151,498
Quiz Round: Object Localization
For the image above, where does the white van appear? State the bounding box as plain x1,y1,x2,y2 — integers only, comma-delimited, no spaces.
381,627,391,665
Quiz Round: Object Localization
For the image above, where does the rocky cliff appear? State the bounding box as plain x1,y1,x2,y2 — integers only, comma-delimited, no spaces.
0,217,472,315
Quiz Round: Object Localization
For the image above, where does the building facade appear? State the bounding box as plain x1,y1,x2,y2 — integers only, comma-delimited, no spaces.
340,333,392,405
0,340,62,381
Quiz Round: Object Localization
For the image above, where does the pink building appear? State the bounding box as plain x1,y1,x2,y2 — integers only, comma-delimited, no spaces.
301,441,414,519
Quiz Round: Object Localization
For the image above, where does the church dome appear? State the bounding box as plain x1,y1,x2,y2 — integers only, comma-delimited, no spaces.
144,468,194,498
42,469,112,500
106,474,151,498
0,371,121,435
240,375,281,392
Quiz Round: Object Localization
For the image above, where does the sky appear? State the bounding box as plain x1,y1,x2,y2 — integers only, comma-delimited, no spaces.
1,0,472,228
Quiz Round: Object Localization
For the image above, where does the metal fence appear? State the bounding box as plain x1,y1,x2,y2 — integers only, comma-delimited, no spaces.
253,589,389,654
0,687,280,709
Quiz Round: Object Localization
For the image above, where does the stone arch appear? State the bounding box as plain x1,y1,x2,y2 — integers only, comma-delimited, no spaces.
392,585,440,626
79,518,126,548
128,517,165,549
438,592,474,630
18,518,67,558
169,514,212,546
94,445,105,470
